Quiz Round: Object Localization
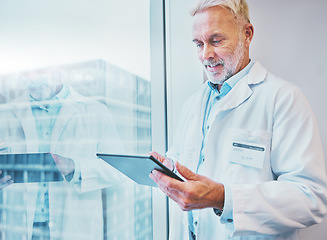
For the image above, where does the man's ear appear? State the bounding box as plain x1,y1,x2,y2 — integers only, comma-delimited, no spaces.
244,23,254,47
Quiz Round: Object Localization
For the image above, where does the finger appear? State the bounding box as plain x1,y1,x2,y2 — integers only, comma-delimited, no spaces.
148,151,160,158
0,179,14,191
148,151,166,163
150,169,184,189
162,159,174,170
149,152,174,169
175,161,198,181
150,171,183,202
50,153,60,163
158,184,182,204
0,175,11,184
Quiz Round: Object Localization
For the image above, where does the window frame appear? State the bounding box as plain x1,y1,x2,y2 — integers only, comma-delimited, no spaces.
150,0,169,239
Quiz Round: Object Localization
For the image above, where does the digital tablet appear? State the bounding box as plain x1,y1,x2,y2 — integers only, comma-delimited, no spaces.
0,153,64,183
96,153,183,187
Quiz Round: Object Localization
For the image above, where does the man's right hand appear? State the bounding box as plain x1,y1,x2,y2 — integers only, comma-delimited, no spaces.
0,170,13,191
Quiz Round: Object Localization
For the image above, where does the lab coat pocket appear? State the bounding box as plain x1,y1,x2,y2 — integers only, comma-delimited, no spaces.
228,128,272,169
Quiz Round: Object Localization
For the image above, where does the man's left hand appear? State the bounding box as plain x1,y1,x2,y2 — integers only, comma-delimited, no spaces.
150,161,224,211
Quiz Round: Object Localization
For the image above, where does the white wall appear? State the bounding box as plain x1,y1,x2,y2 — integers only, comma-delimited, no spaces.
247,1,327,239
167,0,327,239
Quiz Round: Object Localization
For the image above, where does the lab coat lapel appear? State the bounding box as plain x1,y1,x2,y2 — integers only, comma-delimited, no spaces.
187,85,211,171
12,101,39,152
50,98,79,152
218,62,268,113
50,86,87,152
219,78,253,112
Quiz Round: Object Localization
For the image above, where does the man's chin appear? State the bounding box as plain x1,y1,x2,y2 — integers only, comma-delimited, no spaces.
207,76,227,85
206,70,234,85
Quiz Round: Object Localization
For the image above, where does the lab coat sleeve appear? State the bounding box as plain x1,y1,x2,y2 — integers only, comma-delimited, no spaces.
230,85,327,236
220,183,235,233
72,103,127,193
76,156,126,193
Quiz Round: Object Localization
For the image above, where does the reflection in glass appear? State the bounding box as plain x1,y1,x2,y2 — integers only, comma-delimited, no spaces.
0,0,152,239
0,153,64,183
0,59,152,239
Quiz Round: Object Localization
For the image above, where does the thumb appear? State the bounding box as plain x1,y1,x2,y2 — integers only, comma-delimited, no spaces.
175,161,198,181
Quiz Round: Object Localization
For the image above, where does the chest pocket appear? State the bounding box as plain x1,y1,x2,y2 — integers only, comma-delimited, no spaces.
228,128,272,169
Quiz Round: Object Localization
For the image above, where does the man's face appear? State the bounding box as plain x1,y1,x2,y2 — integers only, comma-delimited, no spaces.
192,6,247,84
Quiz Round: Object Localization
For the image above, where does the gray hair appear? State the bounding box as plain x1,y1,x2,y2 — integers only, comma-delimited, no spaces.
190,0,250,23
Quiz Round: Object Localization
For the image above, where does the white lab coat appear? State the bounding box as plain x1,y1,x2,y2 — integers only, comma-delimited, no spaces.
167,62,327,240
0,87,125,240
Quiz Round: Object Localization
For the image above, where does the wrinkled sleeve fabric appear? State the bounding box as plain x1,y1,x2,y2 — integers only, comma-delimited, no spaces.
73,103,126,193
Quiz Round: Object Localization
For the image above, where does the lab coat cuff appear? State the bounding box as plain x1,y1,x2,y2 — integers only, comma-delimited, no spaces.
220,183,235,233
71,159,81,182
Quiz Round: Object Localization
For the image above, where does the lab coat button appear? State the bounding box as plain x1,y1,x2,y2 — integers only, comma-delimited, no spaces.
194,221,198,226
227,219,233,223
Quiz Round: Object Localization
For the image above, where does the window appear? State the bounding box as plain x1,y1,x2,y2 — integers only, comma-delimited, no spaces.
0,0,166,239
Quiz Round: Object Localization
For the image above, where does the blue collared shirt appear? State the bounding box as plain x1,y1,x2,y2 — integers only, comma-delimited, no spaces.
31,84,69,223
188,60,255,235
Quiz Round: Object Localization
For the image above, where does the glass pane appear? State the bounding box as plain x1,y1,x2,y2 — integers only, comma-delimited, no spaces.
0,1,152,240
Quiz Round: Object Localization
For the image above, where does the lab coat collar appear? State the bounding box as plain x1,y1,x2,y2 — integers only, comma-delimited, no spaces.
215,62,268,112
247,61,268,85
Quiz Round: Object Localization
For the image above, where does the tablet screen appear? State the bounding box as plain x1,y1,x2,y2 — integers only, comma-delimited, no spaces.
97,153,183,187
0,153,64,183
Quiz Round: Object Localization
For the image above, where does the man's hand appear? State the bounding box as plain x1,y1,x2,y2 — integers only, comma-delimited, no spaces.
150,161,224,211
51,153,75,176
0,170,13,191
149,151,174,170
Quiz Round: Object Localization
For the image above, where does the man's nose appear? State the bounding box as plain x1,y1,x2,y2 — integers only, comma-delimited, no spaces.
202,44,215,60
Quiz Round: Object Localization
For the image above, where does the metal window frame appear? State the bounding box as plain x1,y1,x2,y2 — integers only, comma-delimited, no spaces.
150,0,169,239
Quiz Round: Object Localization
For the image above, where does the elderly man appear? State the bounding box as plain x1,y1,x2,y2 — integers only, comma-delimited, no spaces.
150,0,327,239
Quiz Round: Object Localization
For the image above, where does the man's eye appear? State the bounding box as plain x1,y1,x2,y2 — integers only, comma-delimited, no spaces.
195,42,203,48
212,40,221,45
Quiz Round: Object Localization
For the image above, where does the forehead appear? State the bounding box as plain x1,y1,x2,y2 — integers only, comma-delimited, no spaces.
192,6,239,38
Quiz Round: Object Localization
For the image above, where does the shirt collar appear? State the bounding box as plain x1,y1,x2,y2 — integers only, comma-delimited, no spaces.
208,60,255,93
55,84,69,100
